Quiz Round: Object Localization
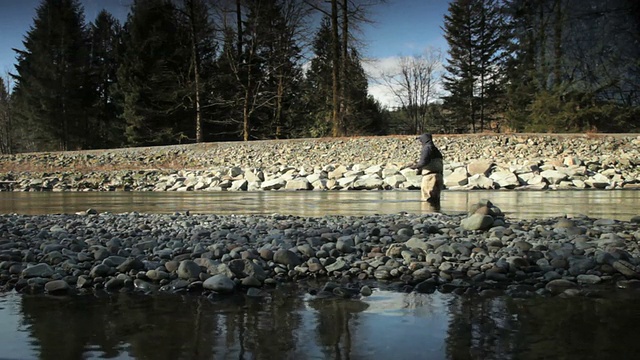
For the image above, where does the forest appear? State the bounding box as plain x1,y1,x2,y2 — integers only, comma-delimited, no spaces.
0,0,638,153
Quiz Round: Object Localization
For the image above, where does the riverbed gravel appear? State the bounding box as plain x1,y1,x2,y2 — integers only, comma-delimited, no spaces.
1,200,639,298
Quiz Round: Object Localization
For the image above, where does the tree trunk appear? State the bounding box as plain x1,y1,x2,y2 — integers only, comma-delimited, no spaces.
236,0,243,60
243,87,250,141
275,75,284,138
340,0,348,135
553,0,563,85
331,0,340,137
188,0,203,143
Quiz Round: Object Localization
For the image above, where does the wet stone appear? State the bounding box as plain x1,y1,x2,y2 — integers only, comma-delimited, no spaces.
45,279,70,294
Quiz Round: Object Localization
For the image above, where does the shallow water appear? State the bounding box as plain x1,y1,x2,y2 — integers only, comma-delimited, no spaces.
1,189,639,220
2,288,640,360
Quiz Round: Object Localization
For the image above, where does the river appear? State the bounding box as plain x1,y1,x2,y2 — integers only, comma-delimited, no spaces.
1,189,639,220
1,189,639,359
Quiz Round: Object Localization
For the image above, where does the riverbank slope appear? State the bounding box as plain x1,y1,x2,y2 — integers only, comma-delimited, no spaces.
1,134,639,191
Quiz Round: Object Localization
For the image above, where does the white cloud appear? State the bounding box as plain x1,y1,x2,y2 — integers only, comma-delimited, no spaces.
362,57,404,108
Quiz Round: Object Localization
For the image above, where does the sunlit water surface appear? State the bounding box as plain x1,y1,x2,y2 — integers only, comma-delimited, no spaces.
1,189,638,220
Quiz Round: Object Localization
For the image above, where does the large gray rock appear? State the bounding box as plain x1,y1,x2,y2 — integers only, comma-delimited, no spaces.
203,274,236,293
585,173,610,188
540,170,568,185
353,175,384,190
613,260,640,278
114,258,142,273
545,279,578,295
489,171,519,188
444,167,468,187
467,160,492,176
177,260,202,279
230,179,248,191
261,178,286,190
89,264,114,277
461,214,494,231
45,280,70,294
467,174,494,189
228,259,267,281
273,249,302,266
325,258,348,272
384,174,406,188
328,165,348,179
337,175,358,188
405,238,430,252
285,178,311,190
336,237,355,253
22,263,54,278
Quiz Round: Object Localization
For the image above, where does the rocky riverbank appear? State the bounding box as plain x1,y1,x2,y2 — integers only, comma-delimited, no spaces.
1,134,639,192
1,200,640,298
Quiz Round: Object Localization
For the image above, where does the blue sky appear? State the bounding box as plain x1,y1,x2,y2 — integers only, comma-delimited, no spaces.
0,0,450,105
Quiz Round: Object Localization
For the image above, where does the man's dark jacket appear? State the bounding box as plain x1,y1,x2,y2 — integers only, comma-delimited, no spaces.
413,133,442,170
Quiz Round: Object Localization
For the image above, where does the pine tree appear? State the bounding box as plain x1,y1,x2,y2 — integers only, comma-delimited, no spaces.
116,0,190,146
174,0,218,143
247,0,305,139
217,0,306,140
442,0,507,133
11,0,91,151
304,16,386,137
504,0,640,132
211,27,245,140
88,10,124,148
304,17,339,137
503,0,540,131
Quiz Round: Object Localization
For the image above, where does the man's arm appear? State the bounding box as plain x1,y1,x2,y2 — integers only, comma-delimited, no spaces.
413,146,433,169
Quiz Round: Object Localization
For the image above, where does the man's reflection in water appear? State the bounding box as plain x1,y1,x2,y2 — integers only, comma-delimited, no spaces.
421,199,441,213
308,298,369,359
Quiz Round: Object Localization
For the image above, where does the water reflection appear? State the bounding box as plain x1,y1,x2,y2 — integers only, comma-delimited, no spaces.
445,292,640,360
14,289,307,360
307,298,369,359
2,289,640,359
1,190,638,220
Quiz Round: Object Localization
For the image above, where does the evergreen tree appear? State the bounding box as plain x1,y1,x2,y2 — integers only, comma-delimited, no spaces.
211,27,245,140
217,0,306,140
303,17,334,137
174,0,218,143
442,0,507,133
304,16,385,137
246,0,305,139
504,0,640,132
116,0,190,146
503,0,539,131
88,10,124,148
11,0,91,151
341,48,387,135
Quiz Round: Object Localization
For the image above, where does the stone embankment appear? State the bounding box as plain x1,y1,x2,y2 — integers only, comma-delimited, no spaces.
1,200,640,298
1,134,639,192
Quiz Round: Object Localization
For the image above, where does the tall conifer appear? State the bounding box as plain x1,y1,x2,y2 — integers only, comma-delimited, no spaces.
116,0,190,146
12,0,91,151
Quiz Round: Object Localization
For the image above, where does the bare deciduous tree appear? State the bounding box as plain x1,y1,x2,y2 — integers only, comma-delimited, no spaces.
380,48,443,134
